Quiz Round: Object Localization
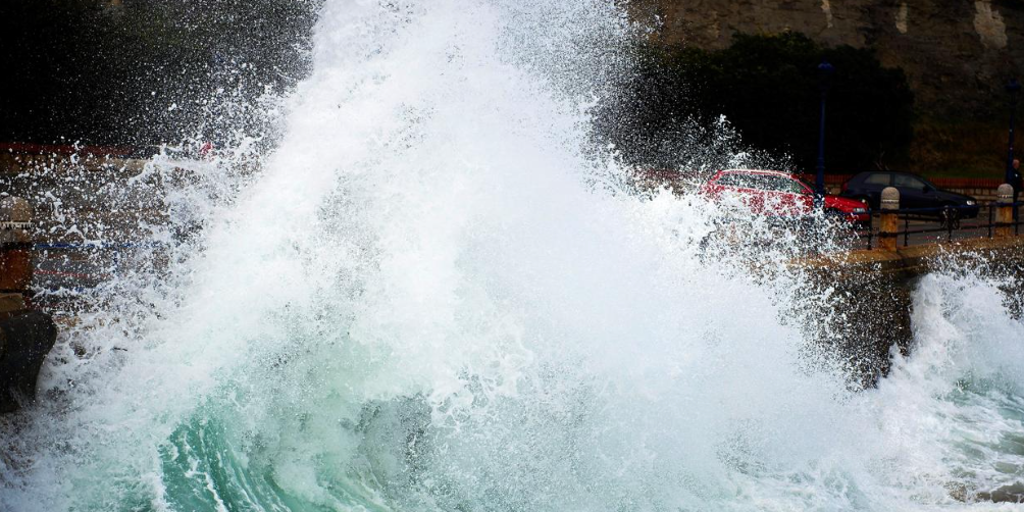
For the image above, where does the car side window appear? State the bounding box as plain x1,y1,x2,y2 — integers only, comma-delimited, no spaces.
762,175,798,193
864,173,891,186
737,174,765,189
763,176,784,192
716,173,740,187
894,174,925,189
718,173,760,189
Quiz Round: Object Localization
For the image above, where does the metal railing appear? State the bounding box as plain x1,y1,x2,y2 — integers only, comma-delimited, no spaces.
856,201,1022,249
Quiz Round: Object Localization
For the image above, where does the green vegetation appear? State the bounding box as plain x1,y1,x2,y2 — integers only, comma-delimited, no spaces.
601,32,915,173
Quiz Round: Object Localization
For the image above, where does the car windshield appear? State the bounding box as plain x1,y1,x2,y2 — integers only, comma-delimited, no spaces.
772,176,808,194
863,173,891,186
894,174,931,189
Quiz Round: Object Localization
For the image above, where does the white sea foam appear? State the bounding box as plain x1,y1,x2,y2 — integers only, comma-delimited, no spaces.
1,1,1022,510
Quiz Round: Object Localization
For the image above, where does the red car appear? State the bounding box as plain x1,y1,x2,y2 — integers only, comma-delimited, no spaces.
699,169,870,225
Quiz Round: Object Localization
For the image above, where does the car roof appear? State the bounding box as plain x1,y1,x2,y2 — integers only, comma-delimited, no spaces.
853,170,921,177
718,169,795,177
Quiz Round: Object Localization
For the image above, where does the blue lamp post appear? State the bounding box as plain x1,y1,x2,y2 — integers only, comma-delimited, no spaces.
1007,78,1021,220
816,61,835,208
1005,78,1021,184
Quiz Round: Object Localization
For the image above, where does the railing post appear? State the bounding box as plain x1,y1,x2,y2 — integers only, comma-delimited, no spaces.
879,187,900,251
0,197,33,307
995,183,1014,238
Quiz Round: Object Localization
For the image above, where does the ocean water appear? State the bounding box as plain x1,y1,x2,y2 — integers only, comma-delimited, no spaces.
2,1,1024,510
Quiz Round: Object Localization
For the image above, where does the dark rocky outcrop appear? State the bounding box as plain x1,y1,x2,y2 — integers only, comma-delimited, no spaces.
0,309,58,413
1,196,58,413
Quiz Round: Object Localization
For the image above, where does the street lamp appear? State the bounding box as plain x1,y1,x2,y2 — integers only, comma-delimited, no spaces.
816,61,835,208
1005,78,1021,184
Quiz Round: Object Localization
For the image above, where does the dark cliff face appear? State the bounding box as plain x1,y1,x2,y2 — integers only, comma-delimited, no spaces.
0,0,320,148
639,0,1023,119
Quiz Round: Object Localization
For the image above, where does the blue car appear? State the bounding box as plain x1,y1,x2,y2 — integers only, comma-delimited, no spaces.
840,171,979,219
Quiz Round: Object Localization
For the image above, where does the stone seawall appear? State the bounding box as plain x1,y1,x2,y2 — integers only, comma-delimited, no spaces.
793,236,1024,384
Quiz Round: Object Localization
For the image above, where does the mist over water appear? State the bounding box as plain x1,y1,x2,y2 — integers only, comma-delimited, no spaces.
2,1,1024,510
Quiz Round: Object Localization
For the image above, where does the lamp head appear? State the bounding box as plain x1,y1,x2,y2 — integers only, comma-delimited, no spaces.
1007,78,1021,97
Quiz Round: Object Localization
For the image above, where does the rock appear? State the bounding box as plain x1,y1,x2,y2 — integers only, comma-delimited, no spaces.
0,310,58,413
